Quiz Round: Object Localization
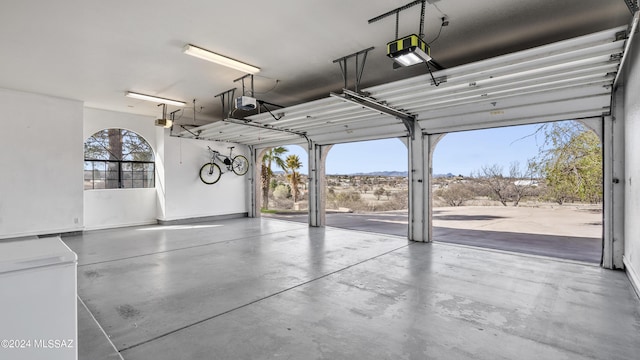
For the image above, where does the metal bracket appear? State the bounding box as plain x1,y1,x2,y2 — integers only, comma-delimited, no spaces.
613,11,639,89
430,75,447,86
222,117,308,140
329,89,416,139
624,0,639,14
157,103,167,119
333,47,375,93
214,88,236,119
368,1,426,25
369,0,429,41
257,100,285,121
179,125,202,138
169,109,180,127
234,74,255,97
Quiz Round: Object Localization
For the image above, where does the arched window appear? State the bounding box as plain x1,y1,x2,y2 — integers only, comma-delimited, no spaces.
84,129,155,189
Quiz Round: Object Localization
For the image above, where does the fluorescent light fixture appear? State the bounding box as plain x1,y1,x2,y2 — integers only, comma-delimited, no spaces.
387,34,431,67
126,91,186,107
183,44,260,74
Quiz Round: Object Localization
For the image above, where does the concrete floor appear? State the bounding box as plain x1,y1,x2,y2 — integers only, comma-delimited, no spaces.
64,217,640,360
266,209,602,263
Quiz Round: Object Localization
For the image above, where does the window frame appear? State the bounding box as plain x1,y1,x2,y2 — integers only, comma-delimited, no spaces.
83,129,155,190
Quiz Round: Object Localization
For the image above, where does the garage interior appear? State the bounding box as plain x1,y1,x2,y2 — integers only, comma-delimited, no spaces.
66,218,638,359
1,1,640,359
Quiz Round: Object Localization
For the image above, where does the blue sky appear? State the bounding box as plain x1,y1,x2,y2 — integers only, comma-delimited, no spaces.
433,124,543,176
271,123,545,176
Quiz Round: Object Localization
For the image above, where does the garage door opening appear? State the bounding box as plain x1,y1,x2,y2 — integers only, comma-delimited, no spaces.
321,138,408,235
431,120,603,263
263,138,410,232
258,145,309,217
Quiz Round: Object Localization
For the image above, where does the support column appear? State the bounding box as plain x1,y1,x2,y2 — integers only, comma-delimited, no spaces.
604,108,625,268
408,129,428,242
251,147,269,218
248,145,258,218
308,141,327,227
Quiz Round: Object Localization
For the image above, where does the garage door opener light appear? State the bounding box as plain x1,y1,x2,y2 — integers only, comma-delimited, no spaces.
387,34,431,66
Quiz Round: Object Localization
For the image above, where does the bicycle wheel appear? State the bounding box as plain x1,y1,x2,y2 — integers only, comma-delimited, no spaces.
199,163,222,184
231,155,249,175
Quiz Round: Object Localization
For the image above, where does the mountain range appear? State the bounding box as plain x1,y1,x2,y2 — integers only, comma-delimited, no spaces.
275,170,460,177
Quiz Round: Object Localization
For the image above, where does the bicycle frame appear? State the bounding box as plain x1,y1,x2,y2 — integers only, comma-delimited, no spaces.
199,146,249,185
210,148,234,171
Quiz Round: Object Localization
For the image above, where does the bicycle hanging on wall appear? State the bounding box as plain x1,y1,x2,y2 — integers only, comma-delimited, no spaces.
199,146,249,185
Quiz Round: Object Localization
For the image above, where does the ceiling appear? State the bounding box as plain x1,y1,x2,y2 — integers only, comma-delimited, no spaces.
0,0,632,125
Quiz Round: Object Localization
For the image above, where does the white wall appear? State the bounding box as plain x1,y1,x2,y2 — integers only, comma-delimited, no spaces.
623,29,640,295
161,136,248,221
0,88,83,239
83,107,157,146
83,108,158,230
83,108,248,227
84,188,157,230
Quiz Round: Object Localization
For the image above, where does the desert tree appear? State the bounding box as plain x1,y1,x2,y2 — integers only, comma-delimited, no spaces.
530,121,602,204
374,187,385,200
261,147,288,210
285,154,303,203
508,161,536,206
479,164,511,206
435,182,474,206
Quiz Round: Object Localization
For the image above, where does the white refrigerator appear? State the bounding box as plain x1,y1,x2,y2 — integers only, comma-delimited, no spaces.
0,236,77,360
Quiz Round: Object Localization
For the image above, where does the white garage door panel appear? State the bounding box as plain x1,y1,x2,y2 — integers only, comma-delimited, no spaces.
311,125,408,145
183,120,303,145
249,97,343,123
422,110,609,135
304,114,399,133
421,94,610,126
366,27,624,94
418,85,612,120
177,26,626,146
385,66,616,112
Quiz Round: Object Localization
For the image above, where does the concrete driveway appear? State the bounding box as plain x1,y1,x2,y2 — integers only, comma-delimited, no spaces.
264,206,603,263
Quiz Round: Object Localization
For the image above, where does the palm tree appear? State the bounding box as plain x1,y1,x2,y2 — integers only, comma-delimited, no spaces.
285,154,303,203
261,147,288,210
